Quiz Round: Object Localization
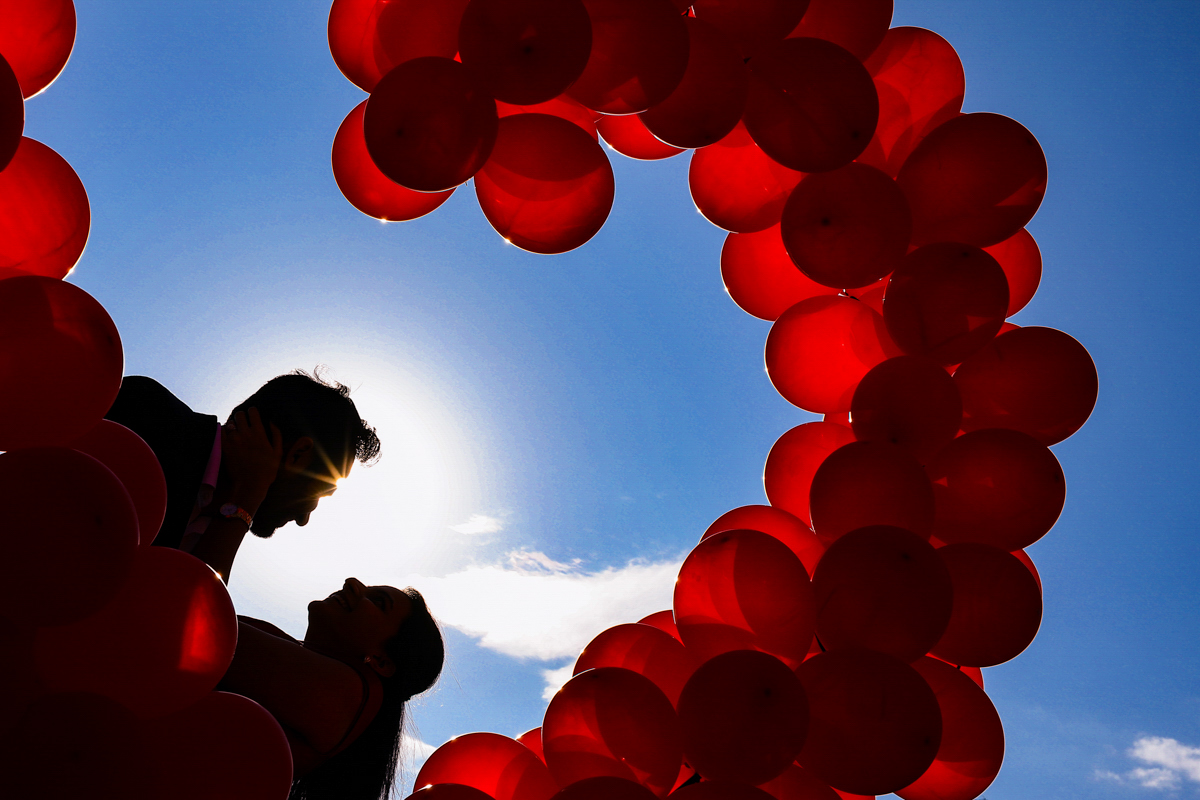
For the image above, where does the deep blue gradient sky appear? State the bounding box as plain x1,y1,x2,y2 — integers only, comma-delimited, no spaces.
27,2,1200,797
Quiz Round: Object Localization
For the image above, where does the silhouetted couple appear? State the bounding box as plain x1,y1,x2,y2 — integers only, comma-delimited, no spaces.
107,370,443,800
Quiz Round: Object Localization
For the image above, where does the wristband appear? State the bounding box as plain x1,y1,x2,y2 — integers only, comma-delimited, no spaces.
219,503,254,528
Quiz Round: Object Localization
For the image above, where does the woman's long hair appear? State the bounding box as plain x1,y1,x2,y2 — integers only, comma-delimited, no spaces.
291,588,444,800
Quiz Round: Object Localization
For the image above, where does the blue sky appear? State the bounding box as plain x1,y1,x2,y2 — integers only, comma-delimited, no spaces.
28,1,1200,797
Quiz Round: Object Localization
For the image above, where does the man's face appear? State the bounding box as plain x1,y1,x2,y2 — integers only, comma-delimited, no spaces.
250,453,350,537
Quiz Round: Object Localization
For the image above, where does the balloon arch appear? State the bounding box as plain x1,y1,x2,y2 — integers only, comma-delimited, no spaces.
0,1,1097,799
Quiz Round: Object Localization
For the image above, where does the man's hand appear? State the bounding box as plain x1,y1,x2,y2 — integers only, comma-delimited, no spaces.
222,407,282,510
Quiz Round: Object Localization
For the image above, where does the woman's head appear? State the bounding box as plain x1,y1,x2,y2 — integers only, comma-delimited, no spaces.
292,580,444,800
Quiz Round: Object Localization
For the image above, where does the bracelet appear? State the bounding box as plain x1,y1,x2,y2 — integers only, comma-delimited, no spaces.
218,503,254,528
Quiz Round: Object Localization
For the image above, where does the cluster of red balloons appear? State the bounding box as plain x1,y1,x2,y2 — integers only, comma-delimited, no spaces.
0,4,293,797
399,2,1097,800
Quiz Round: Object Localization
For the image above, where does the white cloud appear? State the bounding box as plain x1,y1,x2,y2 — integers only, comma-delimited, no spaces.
541,663,575,702
408,550,684,661
450,514,505,536
1096,736,1200,790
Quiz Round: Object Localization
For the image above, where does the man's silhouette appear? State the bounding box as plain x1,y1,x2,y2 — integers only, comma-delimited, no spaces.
105,369,380,581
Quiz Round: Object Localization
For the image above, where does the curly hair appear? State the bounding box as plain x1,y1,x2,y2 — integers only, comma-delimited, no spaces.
232,367,381,473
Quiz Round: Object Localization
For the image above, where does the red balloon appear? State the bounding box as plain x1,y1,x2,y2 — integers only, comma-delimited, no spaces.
1011,548,1043,593
0,691,147,800
898,113,1047,247
743,38,878,173
764,295,900,413
542,667,683,796
0,616,42,726
0,0,75,98
927,652,985,689
364,57,498,192
0,447,137,627
460,0,593,105
677,650,809,785
884,242,1010,366
850,356,962,465
408,786,500,800
0,276,122,448
498,96,599,139
763,422,856,527
0,138,90,278
797,648,941,795
146,692,293,800
931,543,1043,667
954,326,1098,445
69,420,169,547
786,0,892,61
721,225,839,321
812,526,952,662
690,123,804,233
0,53,21,171
809,441,935,547
983,228,1042,316
692,0,810,57
673,783,779,800
780,163,911,289
857,27,964,177
757,763,842,800
852,273,888,313
638,610,683,642
475,113,615,254
327,0,471,93
567,0,689,114
674,530,816,668
574,624,696,707
928,428,1065,551
552,777,658,800
418,732,559,800
35,547,238,718
518,727,547,762
333,101,454,221
897,658,1004,800
702,504,824,577
640,18,748,149
596,114,685,160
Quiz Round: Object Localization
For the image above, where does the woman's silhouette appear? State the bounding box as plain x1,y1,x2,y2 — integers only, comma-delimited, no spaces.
218,577,444,800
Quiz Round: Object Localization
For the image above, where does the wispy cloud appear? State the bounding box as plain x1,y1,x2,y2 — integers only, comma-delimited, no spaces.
450,514,505,535
541,663,574,702
1095,736,1200,790
410,550,684,661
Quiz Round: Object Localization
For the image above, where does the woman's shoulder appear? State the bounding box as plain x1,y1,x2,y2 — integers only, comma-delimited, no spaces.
236,615,299,642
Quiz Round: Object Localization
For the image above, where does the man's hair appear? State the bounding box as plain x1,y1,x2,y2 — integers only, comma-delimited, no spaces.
232,368,381,474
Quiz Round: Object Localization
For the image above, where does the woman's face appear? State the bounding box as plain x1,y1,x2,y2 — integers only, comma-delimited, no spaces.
305,578,412,668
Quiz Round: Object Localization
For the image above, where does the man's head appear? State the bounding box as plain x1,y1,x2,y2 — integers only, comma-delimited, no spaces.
229,368,380,537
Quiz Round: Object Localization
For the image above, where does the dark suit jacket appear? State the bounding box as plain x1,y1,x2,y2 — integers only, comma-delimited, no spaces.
104,376,219,549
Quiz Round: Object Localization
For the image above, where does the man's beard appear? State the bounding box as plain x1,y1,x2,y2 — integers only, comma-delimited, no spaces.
249,521,279,538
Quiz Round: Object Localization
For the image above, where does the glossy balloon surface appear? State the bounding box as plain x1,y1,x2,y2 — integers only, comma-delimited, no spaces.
333,101,454,221
721,225,839,321
0,138,90,278
954,326,1098,445
850,355,962,465
69,419,168,547
765,296,900,413
797,648,942,796
0,276,122,449
677,650,809,785
898,113,1047,247
418,732,559,800
0,0,76,97
675,529,816,667
475,113,615,254
0,447,137,626
809,441,935,546
690,123,803,233
702,504,824,577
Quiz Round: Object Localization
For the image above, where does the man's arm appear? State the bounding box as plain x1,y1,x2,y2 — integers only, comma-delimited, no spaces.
193,408,280,583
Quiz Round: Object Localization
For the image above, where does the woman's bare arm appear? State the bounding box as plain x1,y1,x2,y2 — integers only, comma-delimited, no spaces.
219,620,364,754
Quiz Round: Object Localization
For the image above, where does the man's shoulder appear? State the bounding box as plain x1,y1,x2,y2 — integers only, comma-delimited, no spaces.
105,375,217,444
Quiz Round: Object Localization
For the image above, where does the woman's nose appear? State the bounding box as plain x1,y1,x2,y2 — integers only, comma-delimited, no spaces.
345,577,365,596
